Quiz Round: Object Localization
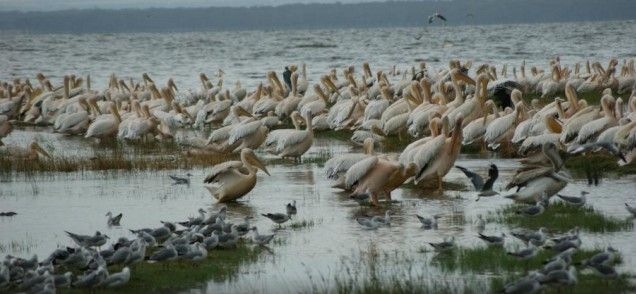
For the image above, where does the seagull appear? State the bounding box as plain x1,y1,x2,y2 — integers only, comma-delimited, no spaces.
65,231,109,248
99,267,130,288
251,227,275,246
356,216,382,230
416,214,442,229
455,164,499,200
428,236,455,252
148,244,178,263
286,200,297,217
556,191,588,206
507,244,538,260
539,266,577,286
262,213,290,227
579,246,618,268
515,201,546,217
105,211,123,226
502,276,544,294
625,203,636,217
545,238,580,253
478,233,506,247
586,263,618,279
372,211,391,226
169,173,192,185
428,12,447,24
72,266,108,288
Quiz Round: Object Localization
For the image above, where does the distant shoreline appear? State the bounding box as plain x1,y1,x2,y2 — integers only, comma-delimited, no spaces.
0,0,634,34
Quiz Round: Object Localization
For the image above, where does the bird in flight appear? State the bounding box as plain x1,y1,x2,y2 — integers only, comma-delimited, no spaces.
428,12,447,24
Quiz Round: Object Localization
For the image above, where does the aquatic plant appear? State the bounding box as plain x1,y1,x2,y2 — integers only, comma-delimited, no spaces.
488,202,633,232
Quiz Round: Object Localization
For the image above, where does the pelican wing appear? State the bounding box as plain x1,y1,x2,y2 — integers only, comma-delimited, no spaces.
207,125,232,144
228,120,263,145
413,136,446,181
344,156,378,189
204,161,243,183
277,130,309,150
324,154,370,179
505,166,552,189
265,129,297,148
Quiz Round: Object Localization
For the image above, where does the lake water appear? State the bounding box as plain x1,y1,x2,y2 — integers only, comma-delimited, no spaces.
1,20,636,293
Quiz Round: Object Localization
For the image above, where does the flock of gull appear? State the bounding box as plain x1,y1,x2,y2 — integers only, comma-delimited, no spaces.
1,57,636,293
0,202,297,292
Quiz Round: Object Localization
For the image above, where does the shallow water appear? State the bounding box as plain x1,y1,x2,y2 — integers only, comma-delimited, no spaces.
1,129,635,292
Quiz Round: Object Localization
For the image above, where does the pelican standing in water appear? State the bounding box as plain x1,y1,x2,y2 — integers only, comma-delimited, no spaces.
203,148,270,203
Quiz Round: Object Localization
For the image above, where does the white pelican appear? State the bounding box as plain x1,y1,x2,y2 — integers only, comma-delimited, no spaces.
518,114,563,155
54,97,91,135
85,103,121,141
324,138,375,190
462,99,498,146
203,148,270,203
575,94,617,144
265,111,314,160
444,70,480,129
484,96,526,150
413,115,464,191
345,155,416,206
399,116,442,166
297,63,309,95
0,141,51,160
124,105,160,141
275,72,301,119
227,118,268,152
505,142,570,204
299,84,329,117
559,100,600,144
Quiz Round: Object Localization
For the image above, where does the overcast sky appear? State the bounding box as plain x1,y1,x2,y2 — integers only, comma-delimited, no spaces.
0,0,404,11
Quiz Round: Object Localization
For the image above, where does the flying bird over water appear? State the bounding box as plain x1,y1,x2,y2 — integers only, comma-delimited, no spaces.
428,12,447,24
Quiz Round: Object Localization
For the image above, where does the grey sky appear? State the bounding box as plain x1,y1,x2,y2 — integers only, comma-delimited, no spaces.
0,0,390,11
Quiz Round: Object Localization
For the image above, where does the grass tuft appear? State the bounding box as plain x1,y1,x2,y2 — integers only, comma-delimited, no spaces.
487,202,633,233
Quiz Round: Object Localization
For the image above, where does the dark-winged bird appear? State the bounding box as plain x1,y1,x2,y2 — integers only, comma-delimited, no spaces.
428,12,447,24
455,164,499,199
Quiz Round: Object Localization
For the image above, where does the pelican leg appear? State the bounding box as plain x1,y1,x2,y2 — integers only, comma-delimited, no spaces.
437,175,443,192
371,193,380,206
385,191,392,202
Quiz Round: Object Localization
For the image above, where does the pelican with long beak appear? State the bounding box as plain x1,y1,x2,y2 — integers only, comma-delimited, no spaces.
203,148,270,203
0,141,51,160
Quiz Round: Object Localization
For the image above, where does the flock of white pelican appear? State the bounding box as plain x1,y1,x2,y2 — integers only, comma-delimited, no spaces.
0,58,635,205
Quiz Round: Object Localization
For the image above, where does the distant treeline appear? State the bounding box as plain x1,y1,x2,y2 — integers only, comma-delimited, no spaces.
0,0,634,33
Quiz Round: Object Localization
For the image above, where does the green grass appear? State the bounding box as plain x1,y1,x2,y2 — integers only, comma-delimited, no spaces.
487,202,634,233
433,246,618,274
565,153,636,176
